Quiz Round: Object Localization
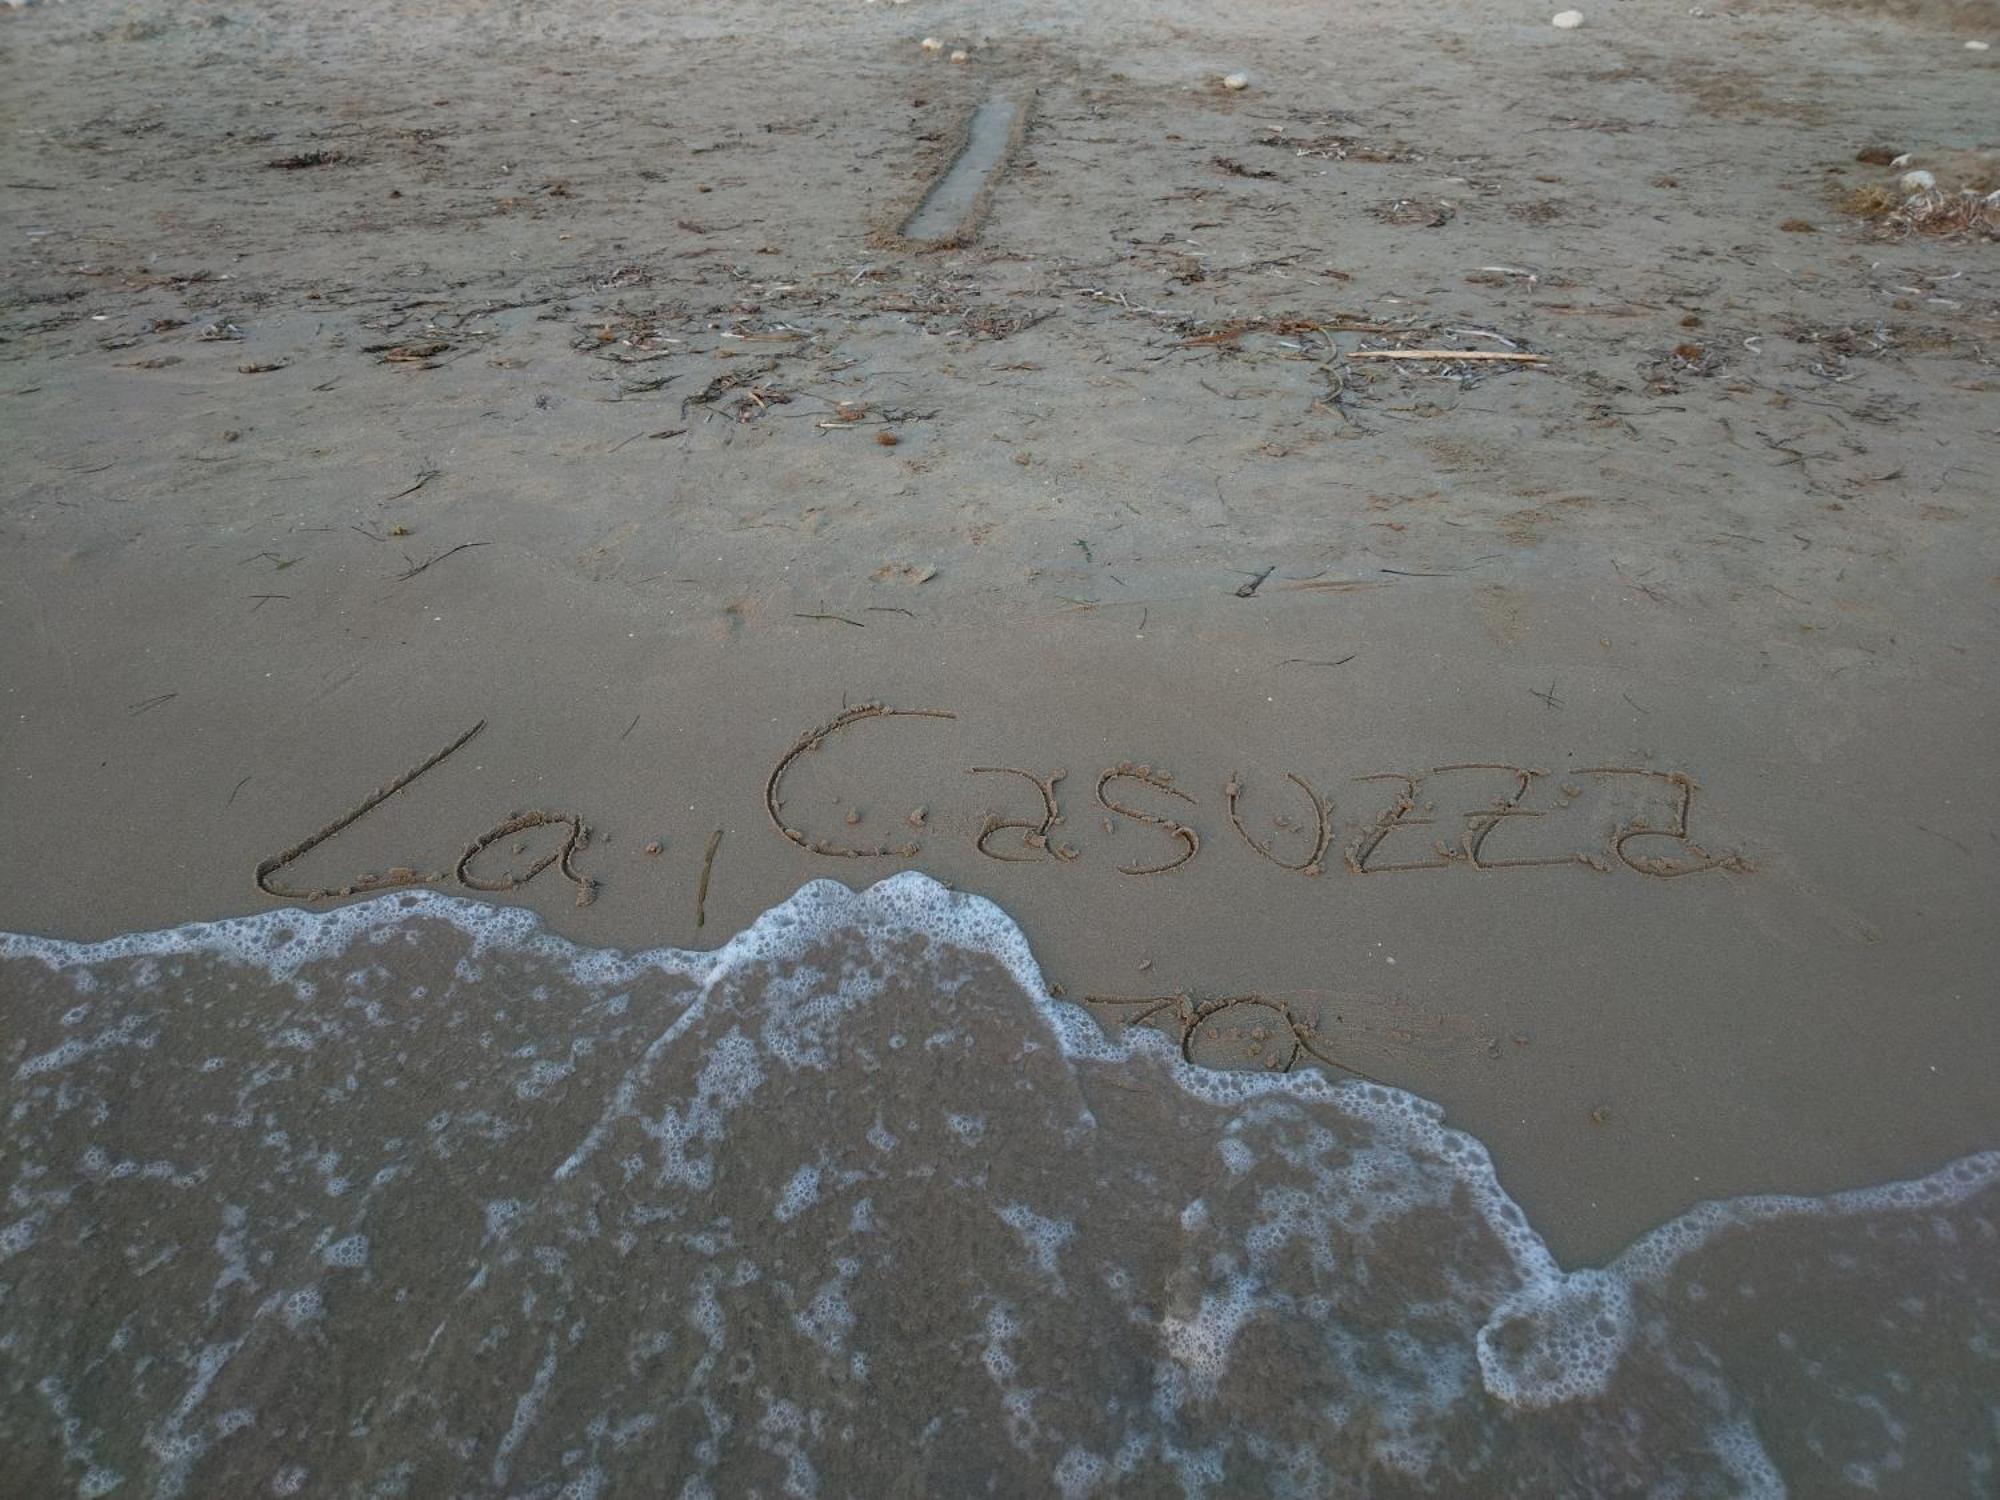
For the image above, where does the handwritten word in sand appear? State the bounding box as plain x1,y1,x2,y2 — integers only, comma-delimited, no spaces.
251,704,1744,912
765,703,1747,881
255,721,600,908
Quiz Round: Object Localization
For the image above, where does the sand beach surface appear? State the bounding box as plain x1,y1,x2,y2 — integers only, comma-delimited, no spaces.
2,0,1998,1491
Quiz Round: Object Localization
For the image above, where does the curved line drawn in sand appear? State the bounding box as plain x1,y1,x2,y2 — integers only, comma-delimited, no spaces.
1347,764,1539,874
756,714,1741,878
1459,765,1578,872
695,828,724,927
255,720,485,900
1575,767,1750,878
1339,763,1745,878
457,811,597,908
257,711,1743,905
763,702,958,858
1081,990,1385,1083
1095,763,1201,875
969,765,1079,863
256,722,602,908
1225,769,1332,874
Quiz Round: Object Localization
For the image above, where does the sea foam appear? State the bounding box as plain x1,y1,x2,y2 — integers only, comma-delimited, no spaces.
2,875,1996,1496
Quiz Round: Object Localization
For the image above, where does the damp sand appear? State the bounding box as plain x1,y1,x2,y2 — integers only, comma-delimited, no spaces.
3,876,1995,1497
901,96,1022,243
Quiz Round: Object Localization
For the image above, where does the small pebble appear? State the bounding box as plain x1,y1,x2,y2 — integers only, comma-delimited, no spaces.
949,49,970,64
1901,169,1936,192
920,36,943,53
1966,40,1990,51
1221,72,1250,91
1552,10,1584,28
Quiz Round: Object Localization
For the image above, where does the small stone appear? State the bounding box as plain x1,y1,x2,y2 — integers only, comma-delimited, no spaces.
1221,72,1250,91
1967,40,1990,51
919,36,944,53
1900,169,1937,192
1552,10,1584,28
949,49,970,64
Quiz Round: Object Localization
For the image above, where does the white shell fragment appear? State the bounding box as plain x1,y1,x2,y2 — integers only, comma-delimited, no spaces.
950,49,970,64
1900,169,1937,192
920,37,944,53
1552,10,1584,28
1966,40,1991,51
1222,72,1250,91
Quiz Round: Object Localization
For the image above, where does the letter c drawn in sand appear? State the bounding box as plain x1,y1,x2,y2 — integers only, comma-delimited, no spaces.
764,702,958,859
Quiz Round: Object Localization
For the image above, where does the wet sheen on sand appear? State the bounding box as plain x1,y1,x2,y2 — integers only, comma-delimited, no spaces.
2,877,1995,1497
902,96,1019,241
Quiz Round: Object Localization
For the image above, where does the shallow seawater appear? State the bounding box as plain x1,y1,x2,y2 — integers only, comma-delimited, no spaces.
1,877,1995,1498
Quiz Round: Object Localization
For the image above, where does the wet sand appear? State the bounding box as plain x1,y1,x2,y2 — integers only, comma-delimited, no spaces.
4,883,1995,1495
4,0,1999,1284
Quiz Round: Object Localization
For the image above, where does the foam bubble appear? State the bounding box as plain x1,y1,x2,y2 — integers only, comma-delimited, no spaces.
996,1202,1076,1287
320,1233,369,1270
775,1163,822,1224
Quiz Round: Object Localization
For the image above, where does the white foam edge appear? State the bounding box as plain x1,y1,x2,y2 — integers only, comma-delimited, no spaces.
7,872,1997,1413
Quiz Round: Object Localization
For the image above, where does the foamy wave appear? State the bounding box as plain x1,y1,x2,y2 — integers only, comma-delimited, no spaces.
3,875,1995,1496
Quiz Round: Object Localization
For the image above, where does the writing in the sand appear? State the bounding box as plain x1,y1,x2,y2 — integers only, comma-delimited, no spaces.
762,703,1744,881
253,703,1745,911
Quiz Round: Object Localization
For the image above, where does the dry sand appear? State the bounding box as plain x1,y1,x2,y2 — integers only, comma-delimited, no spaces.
3,0,1998,1266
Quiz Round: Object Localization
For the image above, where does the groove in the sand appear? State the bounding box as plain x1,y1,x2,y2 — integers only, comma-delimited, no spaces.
901,96,1023,244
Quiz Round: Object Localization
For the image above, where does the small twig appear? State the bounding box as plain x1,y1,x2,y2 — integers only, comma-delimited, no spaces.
128,693,177,716
1234,565,1276,598
248,593,290,611
227,775,252,806
793,611,865,628
396,541,489,581
1380,556,1499,577
621,713,640,742
610,427,686,452
1279,655,1356,667
256,720,486,899
385,467,441,502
